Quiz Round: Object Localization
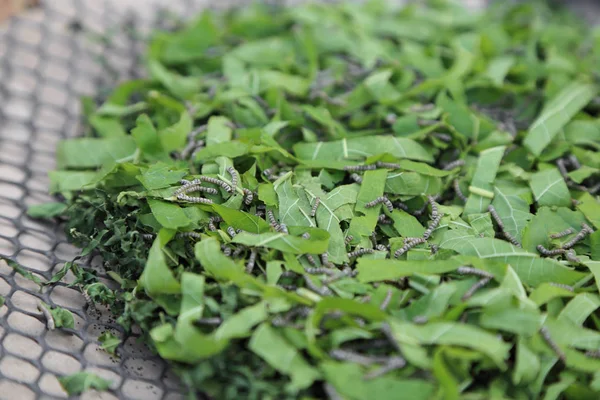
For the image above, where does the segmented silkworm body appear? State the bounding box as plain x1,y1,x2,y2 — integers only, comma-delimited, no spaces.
365,196,394,213
536,245,565,256
343,164,377,171
540,326,566,362
488,205,521,247
462,277,492,301
550,228,575,239
376,161,400,169
278,284,297,291
565,249,581,264
263,168,276,180
208,216,221,231
311,197,321,217
305,267,335,276
267,210,280,229
454,179,467,202
302,232,311,239
413,195,440,216
37,302,55,330
222,246,232,256
378,214,392,224
242,188,253,205
227,227,236,238
246,250,257,273
423,215,441,240
321,252,331,267
197,317,222,326
174,178,202,195
141,233,154,240
457,266,493,279
394,237,426,258
376,244,388,252
303,275,333,296
585,350,600,358
306,254,317,265
380,289,393,310
363,357,406,380
443,159,466,170
324,384,342,400
197,176,232,193
549,282,574,292
277,223,289,234
180,184,218,195
176,194,213,204
562,224,593,249
431,132,452,142
350,173,363,183
176,231,201,239
226,167,238,193
329,349,386,366
348,248,374,258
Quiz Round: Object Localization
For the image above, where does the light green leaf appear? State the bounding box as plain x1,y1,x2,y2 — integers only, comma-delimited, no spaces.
139,229,181,296
524,82,597,157
58,372,111,395
530,168,571,207
464,146,505,215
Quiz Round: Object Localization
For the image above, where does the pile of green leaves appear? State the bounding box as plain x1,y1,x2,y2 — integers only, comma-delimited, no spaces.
26,1,600,398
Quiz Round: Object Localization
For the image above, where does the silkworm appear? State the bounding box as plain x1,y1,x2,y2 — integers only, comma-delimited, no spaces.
174,179,202,195
227,227,236,238
348,248,374,258
306,254,317,265
430,244,439,254
197,176,232,193
304,267,335,276
302,232,311,239
376,161,400,169
263,167,276,180
413,315,428,324
378,214,392,224
565,249,581,264
431,132,452,142
376,244,388,252
321,252,330,267
277,223,289,234
409,103,435,113
363,357,406,380
393,201,409,212
196,317,222,326
271,307,311,327
488,205,521,247
556,158,569,180
176,194,213,204
311,197,320,217
324,383,342,400
540,326,566,363
242,188,253,205
344,235,354,245
79,285,99,317
329,349,386,366
208,216,221,231
550,228,575,239
221,246,232,256
454,179,467,202
413,195,439,216
365,196,394,213
549,282,574,292
385,113,397,124
278,284,297,291
245,250,257,273
461,277,492,301
226,167,238,193
350,173,363,183
380,289,393,310
562,224,593,249
267,209,278,225
180,184,218,195
536,244,565,256
443,159,465,170
176,231,201,239
393,237,426,258
303,274,333,296
423,215,441,240
37,301,55,331
585,350,600,358
232,246,245,257
343,164,377,171
141,233,154,240
457,266,493,279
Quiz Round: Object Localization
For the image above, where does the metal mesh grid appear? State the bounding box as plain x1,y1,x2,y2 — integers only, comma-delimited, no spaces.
0,1,221,398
